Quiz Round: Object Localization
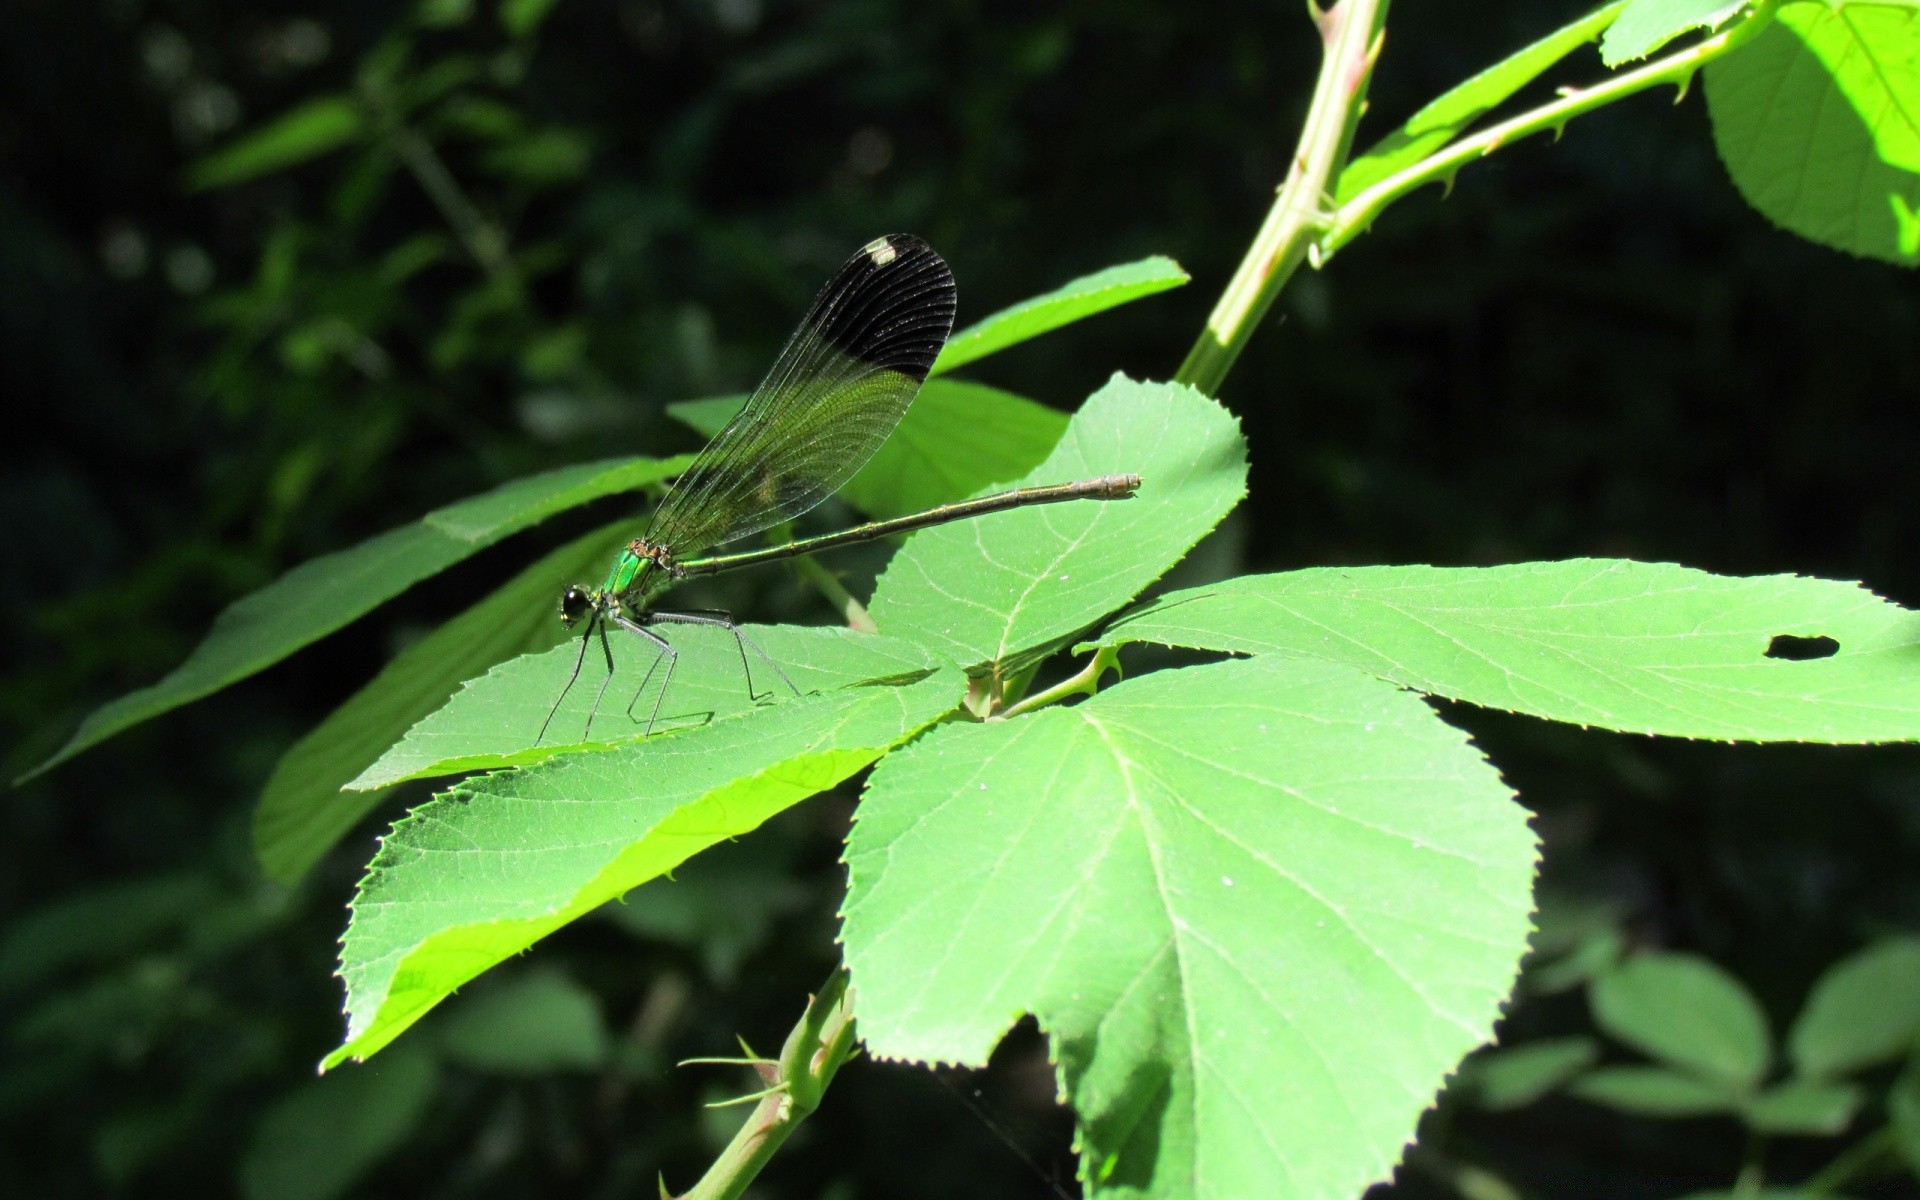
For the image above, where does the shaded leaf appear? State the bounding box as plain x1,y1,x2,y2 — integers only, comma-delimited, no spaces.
23,456,680,782
1787,937,1920,1077
1461,1037,1601,1110
432,969,608,1074
1590,953,1771,1088
1570,1065,1743,1116
1741,1078,1863,1135
187,96,365,190
240,1045,437,1200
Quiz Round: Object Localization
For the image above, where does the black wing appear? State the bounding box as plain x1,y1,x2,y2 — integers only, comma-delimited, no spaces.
644,234,956,558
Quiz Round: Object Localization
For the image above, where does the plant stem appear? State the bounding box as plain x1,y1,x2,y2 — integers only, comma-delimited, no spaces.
387,125,521,288
996,645,1120,720
677,967,859,1200
1321,0,1779,257
1801,1125,1896,1194
1175,0,1390,397
790,557,877,632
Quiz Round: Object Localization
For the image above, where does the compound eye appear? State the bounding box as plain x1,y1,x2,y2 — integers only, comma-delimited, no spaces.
559,586,591,626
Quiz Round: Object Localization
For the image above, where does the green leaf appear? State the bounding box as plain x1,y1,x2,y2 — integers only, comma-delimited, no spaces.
501,0,566,37
843,655,1537,1199
1892,1061,1920,1172
1337,2,1630,203
252,522,635,886
431,969,608,1073
22,456,681,783
1590,953,1772,1088
351,625,946,789
929,257,1189,376
1741,1078,1863,1135
1677,1192,1846,1200
326,660,962,1068
240,1044,437,1200
1601,0,1746,66
870,375,1246,672
1706,4,1920,265
670,378,1070,520
1570,1065,1744,1116
187,96,365,190
1460,1037,1601,1110
1097,560,1920,742
0,874,217,994
1787,937,1920,1077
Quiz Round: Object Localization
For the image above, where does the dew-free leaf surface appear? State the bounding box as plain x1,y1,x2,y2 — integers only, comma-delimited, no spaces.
1098,560,1920,742
240,1043,437,1200
328,659,963,1067
1591,953,1772,1088
1570,1065,1743,1116
1337,2,1628,202
1601,0,1746,66
252,522,635,885
870,375,1245,672
929,256,1189,377
25,456,681,782
842,654,1537,1200
1706,4,1920,264
353,625,948,789
188,95,365,190
1787,937,1920,1078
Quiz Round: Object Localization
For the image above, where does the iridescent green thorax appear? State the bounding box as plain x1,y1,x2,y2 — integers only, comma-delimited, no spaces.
602,539,676,606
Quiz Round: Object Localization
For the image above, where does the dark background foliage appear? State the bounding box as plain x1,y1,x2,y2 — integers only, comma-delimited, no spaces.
5,0,1918,1196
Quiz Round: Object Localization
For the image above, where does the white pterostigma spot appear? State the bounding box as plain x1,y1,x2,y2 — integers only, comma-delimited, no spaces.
865,237,899,266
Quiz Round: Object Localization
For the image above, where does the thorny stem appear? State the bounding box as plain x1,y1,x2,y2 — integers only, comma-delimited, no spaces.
1175,0,1390,396
674,968,859,1200
1321,0,1779,257
1177,0,1779,397
996,645,1121,721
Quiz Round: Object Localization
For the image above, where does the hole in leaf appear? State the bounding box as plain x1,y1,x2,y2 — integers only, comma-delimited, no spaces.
1765,634,1839,661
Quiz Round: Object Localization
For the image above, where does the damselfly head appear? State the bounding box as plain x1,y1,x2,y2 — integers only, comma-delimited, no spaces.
559,585,594,627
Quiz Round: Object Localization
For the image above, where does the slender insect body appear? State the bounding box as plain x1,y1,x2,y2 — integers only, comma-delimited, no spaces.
534,233,1141,747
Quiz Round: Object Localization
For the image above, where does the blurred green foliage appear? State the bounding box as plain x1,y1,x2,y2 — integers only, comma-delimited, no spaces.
5,0,1920,1196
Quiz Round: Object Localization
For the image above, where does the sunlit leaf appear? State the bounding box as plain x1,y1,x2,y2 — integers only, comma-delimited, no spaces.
870,375,1246,672
326,661,963,1067
1706,4,1920,265
1099,560,1920,742
930,256,1189,376
844,654,1536,1199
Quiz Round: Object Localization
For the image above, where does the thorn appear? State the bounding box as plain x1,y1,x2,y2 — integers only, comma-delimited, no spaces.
1673,68,1697,104
704,1082,790,1109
